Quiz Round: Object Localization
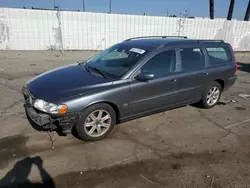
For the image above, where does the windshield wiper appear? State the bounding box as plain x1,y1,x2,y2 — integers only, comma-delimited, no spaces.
87,65,108,78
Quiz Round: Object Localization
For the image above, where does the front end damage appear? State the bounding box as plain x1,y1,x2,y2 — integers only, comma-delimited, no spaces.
23,87,78,134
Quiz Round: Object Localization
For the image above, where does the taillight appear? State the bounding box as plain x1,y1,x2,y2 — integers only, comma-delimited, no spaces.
229,44,238,72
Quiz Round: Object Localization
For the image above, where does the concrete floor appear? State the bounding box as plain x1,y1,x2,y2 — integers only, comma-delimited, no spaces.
0,51,250,188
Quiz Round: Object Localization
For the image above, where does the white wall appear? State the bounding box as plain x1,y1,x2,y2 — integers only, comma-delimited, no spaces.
0,8,250,51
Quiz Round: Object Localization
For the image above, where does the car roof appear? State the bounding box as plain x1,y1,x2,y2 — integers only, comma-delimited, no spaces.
121,38,226,51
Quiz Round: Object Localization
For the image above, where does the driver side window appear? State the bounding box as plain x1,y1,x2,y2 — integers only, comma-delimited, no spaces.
141,50,176,78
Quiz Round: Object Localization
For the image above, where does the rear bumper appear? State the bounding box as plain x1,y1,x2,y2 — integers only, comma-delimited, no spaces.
25,104,78,134
224,75,237,91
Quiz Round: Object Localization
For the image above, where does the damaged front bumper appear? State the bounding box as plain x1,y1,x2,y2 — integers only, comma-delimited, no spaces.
23,86,78,134
25,104,78,134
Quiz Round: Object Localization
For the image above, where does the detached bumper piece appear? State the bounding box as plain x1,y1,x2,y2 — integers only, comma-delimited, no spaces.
25,106,77,134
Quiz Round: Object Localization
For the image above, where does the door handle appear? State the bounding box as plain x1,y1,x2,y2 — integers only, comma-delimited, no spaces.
169,79,177,83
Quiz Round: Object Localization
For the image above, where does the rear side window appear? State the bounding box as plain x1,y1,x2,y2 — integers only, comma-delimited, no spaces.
180,47,206,72
206,47,232,66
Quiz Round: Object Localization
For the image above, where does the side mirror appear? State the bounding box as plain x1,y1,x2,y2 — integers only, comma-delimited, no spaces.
135,72,155,81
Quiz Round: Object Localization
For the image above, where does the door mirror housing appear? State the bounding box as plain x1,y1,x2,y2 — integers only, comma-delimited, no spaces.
135,72,155,81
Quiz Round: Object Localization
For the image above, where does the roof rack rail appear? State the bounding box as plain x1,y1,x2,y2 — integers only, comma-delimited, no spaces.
125,36,188,41
197,40,224,43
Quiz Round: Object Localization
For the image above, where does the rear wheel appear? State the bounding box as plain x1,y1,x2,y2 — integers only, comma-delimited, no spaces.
76,103,116,141
201,82,222,109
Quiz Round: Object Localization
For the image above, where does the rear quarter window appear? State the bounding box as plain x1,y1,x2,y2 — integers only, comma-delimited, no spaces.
206,47,232,66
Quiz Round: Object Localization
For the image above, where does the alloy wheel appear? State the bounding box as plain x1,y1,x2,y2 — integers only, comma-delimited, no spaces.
206,86,220,106
84,110,112,137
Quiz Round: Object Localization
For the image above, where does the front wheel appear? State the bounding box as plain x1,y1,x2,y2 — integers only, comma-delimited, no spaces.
201,82,222,109
76,103,116,141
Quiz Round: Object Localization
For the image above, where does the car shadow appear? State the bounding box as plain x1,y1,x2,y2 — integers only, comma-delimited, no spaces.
190,101,228,109
189,102,203,108
0,156,55,188
238,62,250,73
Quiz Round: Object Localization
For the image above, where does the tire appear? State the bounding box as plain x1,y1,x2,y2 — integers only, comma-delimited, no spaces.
76,103,116,141
201,82,222,109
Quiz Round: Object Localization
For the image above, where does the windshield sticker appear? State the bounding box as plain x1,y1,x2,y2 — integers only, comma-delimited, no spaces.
129,48,146,54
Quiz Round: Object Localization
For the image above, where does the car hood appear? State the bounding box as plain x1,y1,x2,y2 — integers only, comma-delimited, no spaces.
27,65,113,103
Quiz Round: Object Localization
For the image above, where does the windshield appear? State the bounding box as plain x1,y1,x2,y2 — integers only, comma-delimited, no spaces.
82,43,147,78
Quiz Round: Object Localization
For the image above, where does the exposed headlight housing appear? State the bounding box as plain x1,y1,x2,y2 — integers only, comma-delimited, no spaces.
22,85,29,97
33,99,68,114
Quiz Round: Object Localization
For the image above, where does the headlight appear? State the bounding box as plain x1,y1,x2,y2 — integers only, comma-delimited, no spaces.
33,99,68,114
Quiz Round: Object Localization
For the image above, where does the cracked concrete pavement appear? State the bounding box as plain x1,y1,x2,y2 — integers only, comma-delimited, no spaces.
0,51,250,188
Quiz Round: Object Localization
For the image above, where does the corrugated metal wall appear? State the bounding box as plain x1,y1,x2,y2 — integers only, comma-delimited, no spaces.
0,8,250,51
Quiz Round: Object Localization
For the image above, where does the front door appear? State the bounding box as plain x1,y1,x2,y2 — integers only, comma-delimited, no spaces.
128,49,182,116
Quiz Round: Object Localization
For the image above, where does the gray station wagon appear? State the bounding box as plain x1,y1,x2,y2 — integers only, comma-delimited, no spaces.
23,36,238,141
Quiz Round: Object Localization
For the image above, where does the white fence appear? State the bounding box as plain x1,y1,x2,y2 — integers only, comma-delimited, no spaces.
0,8,250,51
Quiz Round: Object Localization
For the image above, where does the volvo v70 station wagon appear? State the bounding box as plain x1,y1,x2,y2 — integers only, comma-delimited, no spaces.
23,36,238,141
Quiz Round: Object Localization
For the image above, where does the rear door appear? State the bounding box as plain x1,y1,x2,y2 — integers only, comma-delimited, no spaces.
174,46,210,103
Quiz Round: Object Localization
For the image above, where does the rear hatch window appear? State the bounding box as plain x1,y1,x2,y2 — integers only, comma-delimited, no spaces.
206,47,233,66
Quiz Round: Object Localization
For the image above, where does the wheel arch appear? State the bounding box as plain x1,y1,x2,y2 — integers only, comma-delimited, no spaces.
84,101,120,123
214,79,224,89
